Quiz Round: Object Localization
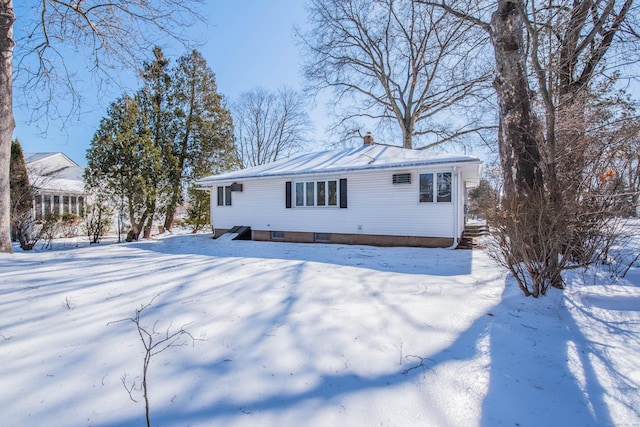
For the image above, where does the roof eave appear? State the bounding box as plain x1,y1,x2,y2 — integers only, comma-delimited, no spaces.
196,157,483,187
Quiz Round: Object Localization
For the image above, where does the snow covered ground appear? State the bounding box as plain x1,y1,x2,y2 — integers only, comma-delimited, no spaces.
1,226,639,427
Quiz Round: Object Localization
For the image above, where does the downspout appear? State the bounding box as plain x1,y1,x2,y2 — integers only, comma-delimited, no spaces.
447,166,460,249
209,187,216,238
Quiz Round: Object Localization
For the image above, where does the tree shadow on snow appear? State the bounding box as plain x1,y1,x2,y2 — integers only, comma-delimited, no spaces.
132,233,474,276
92,271,622,427
479,277,617,427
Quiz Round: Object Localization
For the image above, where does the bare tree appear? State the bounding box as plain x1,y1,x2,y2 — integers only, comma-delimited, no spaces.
298,0,493,149
422,0,639,295
0,0,16,253
233,86,311,168
0,0,204,252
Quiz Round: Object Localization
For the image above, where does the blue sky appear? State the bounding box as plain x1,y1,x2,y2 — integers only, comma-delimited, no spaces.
13,1,320,166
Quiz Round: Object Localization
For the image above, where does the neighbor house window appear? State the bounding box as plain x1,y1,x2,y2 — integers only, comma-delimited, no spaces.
420,172,453,203
44,195,52,216
217,186,232,206
35,195,42,220
294,180,340,207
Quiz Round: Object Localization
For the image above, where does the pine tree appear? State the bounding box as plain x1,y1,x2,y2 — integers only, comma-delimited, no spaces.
9,139,34,249
163,49,236,232
137,46,174,237
85,94,164,241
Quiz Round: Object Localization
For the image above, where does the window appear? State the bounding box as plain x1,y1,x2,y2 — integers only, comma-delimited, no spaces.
419,172,452,203
35,195,42,220
328,181,337,206
314,232,331,242
43,195,52,216
437,172,452,202
306,182,315,206
217,186,232,206
317,181,326,206
419,174,434,202
295,182,304,206
393,173,411,184
293,179,340,207
270,231,285,240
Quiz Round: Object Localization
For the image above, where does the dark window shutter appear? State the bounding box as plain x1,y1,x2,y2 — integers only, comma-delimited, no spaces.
217,186,224,206
285,181,292,208
339,178,347,208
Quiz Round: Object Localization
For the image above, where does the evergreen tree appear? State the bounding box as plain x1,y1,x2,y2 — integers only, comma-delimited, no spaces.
138,46,174,237
85,94,164,241
9,139,34,249
163,49,236,231
86,48,236,237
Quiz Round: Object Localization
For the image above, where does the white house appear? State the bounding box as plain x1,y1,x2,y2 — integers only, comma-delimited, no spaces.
24,152,85,219
196,137,482,247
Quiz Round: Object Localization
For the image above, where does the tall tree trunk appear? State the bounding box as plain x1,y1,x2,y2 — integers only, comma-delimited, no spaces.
490,0,544,200
0,0,15,253
126,201,143,242
163,119,191,232
402,123,413,149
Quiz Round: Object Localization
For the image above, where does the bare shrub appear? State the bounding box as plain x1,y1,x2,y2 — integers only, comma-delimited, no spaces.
111,299,197,427
60,213,83,238
487,189,623,297
38,214,61,250
84,198,113,244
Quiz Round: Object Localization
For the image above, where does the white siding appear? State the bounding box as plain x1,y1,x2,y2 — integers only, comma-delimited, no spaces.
211,165,465,238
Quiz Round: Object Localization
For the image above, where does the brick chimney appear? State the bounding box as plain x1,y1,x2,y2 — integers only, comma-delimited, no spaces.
363,132,374,146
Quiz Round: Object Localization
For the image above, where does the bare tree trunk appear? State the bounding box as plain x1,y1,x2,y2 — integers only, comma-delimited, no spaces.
490,0,544,200
0,0,15,253
126,203,143,242
402,120,413,149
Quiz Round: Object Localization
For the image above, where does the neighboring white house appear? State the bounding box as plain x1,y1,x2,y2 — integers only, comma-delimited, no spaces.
196,137,483,247
24,152,86,219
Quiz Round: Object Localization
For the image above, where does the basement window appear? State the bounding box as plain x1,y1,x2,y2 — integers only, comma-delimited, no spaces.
270,231,285,240
393,173,411,184
314,233,331,243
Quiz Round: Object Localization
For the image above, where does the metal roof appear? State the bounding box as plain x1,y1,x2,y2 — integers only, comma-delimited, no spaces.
197,145,482,186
